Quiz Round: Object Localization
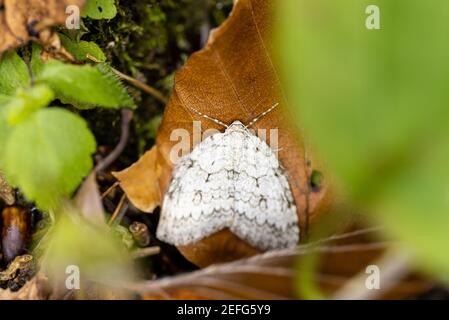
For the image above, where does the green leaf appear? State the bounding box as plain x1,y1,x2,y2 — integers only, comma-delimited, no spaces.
3,108,96,210
5,85,54,125
0,94,10,106
36,60,135,109
83,0,117,20
0,51,30,95
30,43,45,76
0,105,9,156
59,33,106,62
276,0,449,275
46,211,134,284
63,20,90,42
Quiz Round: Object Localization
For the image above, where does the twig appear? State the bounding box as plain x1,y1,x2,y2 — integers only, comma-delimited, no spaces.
86,54,168,104
101,181,119,199
332,247,412,300
112,68,168,105
127,243,386,295
94,109,133,173
108,194,127,226
314,227,385,245
195,276,291,300
130,246,161,259
172,287,239,300
152,288,172,300
132,276,290,300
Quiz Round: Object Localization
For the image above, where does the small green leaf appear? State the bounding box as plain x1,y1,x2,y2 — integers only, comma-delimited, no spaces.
63,20,90,42
46,211,134,284
0,51,30,95
30,43,45,76
83,0,117,20
37,60,135,109
59,34,106,62
3,108,96,210
6,85,54,125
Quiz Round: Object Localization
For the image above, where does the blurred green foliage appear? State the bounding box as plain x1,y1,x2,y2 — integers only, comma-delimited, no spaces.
45,208,134,286
276,0,449,279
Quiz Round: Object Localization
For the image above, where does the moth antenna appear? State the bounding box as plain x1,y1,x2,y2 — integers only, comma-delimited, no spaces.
188,106,229,129
246,102,279,128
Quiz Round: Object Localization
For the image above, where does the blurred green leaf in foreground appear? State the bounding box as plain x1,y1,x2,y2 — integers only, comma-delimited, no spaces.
44,206,134,291
275,0,449,278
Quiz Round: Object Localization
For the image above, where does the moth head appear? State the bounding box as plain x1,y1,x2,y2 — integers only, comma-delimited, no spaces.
228,120,246,130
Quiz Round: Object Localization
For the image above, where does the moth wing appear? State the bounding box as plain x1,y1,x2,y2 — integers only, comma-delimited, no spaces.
230,132,299,250
156,132,235,245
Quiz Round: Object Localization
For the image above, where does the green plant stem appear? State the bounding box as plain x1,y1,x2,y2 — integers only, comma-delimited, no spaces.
86,53,168,105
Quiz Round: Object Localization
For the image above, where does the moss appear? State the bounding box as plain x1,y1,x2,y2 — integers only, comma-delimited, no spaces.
83,0,232,87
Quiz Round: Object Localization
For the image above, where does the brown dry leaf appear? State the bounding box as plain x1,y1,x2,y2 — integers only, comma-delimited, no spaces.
136,228,432,300
74,172,106,226
112,146,161,213
0,0,84,53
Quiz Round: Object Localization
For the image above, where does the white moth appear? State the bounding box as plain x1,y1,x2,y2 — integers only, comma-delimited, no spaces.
156,103,299,251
